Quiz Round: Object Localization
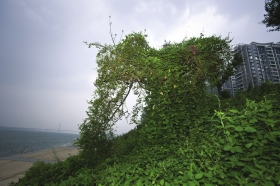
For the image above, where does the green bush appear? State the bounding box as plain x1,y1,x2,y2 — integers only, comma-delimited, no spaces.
75,119,115,167
15,154,85,186
46,168,95,186
208,98,280,185
90,98,280,185
112,129,139,158
220,82,280,111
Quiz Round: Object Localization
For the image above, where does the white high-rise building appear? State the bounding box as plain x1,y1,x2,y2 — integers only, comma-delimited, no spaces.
222,42,280,94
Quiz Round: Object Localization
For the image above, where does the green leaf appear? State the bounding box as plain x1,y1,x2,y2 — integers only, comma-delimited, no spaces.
268,136,278,142
237,162,245,166
223,144,232,151
229,109,238,113
195,172,203,179
136,179,143,186
219,138,225,144
187,181,196,186
270,131,280,136
225,117,234,123
218,180,224,184
234,146,243,153
249,118,257,124
245,126,257,132
264,181,275,186
224,124,235,129
230,147,236,153
229,156,238,162
187,171,193,179
248,151,259,157
202,145,207,149
264,104,272,110
246,183,257,186
249,172,259,179
165,182,171,186
235,126,243,132
245,143,253,148
204,171,213,178
160,179,165,185
227,136,233,143
239,157,252,161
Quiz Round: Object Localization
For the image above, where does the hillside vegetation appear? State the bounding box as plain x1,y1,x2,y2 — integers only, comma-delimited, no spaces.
11,32,280,186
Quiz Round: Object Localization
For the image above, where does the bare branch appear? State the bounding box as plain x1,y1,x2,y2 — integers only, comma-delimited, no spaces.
109,16,116,46
109,16,125,46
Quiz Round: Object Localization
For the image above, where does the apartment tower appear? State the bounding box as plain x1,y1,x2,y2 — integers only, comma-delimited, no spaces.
223,42,280,94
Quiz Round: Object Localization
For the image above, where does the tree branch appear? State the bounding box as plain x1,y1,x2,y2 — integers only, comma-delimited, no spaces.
106,83,133,124
109,16,116,46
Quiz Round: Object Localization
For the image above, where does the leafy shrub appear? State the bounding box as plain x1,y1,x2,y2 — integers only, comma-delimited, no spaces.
15,154,85,186
46,168,95,186
112,128,139,158
220,82,280,111
75,119,115,167
208,98,280,185
87,98,280,185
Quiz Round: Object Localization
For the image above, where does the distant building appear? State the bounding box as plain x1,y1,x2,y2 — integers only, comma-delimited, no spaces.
221,42,280,95
206,76,236,95
222,76,236,95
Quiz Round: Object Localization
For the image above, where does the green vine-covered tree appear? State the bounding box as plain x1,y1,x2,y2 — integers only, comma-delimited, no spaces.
76,30,240,160
185,34,242,96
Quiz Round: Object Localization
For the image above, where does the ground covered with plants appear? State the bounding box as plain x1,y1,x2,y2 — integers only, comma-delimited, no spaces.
11,31,280,186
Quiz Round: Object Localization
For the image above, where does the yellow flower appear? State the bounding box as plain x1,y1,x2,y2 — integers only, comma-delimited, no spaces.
168,69,170,73
160,92,163,95
174,84,177,88
152,105,155,109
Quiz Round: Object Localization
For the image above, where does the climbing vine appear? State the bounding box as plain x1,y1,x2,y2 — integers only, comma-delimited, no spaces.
77,30,240,161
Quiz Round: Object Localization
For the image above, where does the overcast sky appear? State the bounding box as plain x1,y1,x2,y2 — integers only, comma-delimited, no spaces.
0,0,279,134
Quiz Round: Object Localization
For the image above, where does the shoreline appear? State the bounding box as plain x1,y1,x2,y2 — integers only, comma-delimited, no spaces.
0,129,79,159
0,145,78,163
0,146,79,186
0,143,78,158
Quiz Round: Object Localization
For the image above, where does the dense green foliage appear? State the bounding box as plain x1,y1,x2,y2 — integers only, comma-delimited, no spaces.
12,31,280,186
261,0,280,32
220,89,231,99
221,82,280,111
10,154,86,186
78,32,242,159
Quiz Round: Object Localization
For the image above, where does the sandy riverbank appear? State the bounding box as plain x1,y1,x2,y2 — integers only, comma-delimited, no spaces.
0,146,79,186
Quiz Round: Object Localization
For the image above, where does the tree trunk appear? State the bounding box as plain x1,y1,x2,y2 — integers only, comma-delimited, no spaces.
217,82,223,96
